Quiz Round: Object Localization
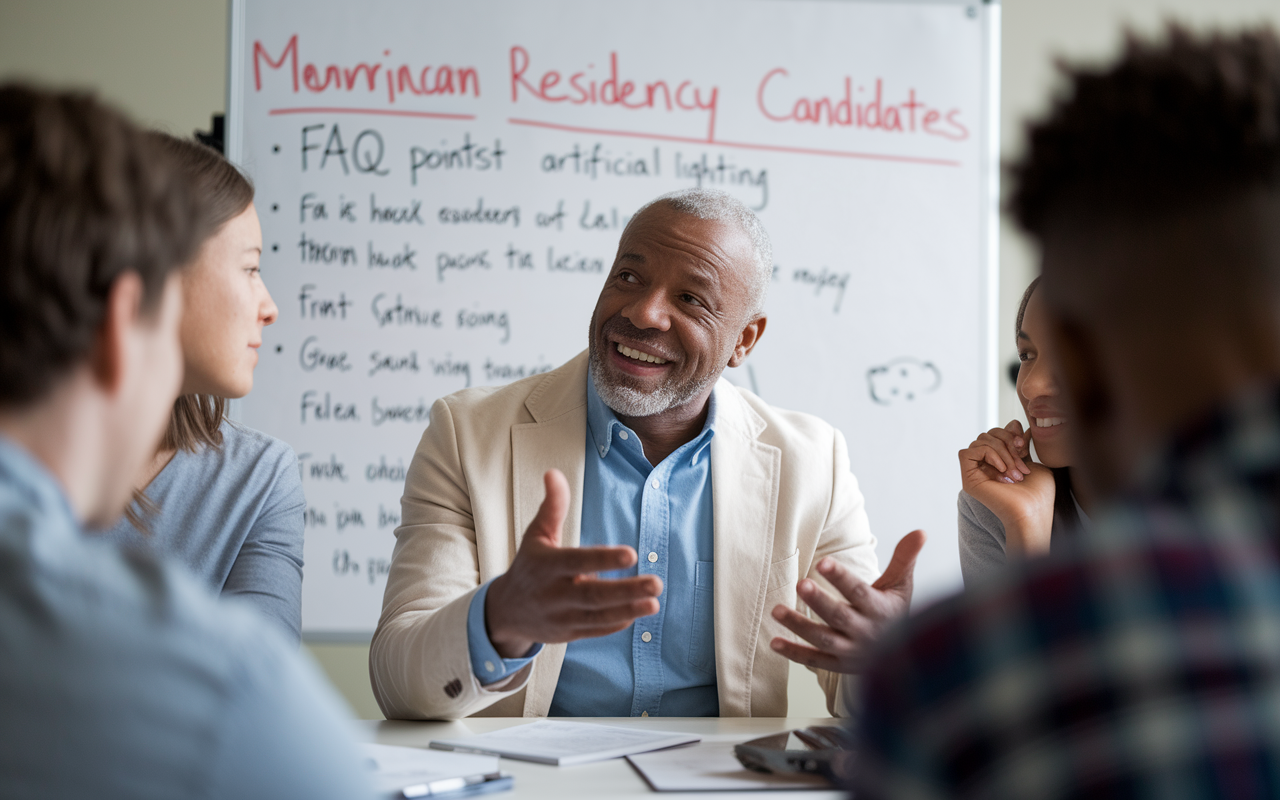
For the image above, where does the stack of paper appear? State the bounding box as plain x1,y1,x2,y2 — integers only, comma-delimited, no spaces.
430,720,701,766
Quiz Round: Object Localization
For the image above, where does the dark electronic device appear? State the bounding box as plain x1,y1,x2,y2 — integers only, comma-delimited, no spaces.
732,725,853,782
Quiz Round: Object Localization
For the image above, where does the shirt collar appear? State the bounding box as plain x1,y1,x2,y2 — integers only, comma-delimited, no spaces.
586,373,718,465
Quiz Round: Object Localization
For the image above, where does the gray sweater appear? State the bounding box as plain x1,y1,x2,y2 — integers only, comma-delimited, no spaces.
102,421,305,643
958,489,1090,589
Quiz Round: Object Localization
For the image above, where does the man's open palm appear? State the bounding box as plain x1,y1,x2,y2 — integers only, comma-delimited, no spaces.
484,470,663,658
770,530,926,674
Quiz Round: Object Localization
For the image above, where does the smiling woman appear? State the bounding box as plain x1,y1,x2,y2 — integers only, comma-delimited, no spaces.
100,135,307,644
955,278,1091,587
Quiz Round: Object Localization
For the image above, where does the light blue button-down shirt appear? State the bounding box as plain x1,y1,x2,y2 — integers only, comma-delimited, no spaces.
0,436,374,799
467,375,719,716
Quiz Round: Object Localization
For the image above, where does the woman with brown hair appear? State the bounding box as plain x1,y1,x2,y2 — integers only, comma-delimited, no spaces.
956,277,1092,587
103,134,305,643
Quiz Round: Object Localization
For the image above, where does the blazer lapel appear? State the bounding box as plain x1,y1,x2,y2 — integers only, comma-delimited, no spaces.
510,351,589,715
709,383,780,717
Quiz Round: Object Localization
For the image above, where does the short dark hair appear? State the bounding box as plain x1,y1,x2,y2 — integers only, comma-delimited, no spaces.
0,85,206,407
148,133,255,454
1009,25,1280,237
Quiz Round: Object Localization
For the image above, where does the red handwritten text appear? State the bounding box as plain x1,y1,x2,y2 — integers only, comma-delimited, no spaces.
510,47,720,142
757,69,968,141
253,35,480,104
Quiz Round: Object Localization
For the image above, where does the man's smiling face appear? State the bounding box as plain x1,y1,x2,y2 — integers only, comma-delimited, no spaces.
588,202,760,418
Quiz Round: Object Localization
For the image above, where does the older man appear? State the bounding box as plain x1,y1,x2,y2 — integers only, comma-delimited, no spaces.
371,188,919,719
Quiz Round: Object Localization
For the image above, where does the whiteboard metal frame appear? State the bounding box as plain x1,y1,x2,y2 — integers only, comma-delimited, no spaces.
979,0,1002,432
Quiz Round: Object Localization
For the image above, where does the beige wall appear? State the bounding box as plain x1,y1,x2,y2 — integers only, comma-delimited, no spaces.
4,0,1278,719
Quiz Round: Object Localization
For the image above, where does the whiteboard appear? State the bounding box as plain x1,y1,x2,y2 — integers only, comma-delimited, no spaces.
227,0,1000,639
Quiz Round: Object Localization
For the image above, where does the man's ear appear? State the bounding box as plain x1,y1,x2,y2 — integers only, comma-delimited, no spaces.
728,315,767,368
89,272,146,396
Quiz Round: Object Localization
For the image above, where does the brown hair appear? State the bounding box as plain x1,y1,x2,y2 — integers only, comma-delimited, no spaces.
0,86,206,407
149,133,255,453
1009,25,1280,237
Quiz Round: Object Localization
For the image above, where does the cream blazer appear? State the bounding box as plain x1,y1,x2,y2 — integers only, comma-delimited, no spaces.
370,351,879,720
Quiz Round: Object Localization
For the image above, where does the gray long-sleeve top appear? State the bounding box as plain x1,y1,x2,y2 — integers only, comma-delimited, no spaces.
958,489,1090,589
102,420,305,642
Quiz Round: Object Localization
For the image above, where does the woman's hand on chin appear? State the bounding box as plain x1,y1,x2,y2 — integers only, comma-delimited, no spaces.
959,419,1056,558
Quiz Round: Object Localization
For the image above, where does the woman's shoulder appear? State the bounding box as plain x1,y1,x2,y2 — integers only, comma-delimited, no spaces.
216,420,298,465
173,420,300,491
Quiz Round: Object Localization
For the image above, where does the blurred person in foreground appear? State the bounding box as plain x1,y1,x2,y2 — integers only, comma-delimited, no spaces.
854,26,1280,797
0,85,372,799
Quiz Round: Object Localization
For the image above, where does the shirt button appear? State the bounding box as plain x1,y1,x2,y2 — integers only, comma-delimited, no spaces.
641,631,652,643
651,478,660,489
618,430,629,440
647,552,658,563
484,661,495,673
641,711,649,717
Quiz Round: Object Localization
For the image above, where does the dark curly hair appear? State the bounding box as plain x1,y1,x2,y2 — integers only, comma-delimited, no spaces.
1009,25,1280,237
0,85,207,407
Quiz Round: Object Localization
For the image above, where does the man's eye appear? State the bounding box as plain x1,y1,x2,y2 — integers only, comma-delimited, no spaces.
680,293,703,307
247,267,261,277
618,272,638,283
1018,351,1032,362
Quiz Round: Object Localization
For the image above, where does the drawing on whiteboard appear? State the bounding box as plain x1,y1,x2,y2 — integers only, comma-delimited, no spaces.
866,358,941,405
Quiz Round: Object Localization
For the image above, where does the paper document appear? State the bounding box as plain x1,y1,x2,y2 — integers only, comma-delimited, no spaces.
627,742,834,792
430,720,700,766
362,743,504,796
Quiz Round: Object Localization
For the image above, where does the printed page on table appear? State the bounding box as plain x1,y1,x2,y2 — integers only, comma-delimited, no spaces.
228,0,999,636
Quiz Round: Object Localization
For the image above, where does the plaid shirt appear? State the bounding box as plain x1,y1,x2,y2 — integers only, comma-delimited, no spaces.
854,384,1280,799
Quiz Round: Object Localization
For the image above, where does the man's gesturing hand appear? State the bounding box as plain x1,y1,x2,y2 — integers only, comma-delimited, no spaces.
769,530,926,674
484,469,663,659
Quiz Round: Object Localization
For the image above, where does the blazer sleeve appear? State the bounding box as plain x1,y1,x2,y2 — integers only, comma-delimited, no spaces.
806,427,879,717
369,398,532,719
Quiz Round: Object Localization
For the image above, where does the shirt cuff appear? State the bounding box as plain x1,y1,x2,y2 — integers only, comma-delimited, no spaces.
467,580,543,686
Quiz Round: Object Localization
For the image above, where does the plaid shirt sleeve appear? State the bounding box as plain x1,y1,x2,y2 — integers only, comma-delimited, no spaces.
853,536,1280,799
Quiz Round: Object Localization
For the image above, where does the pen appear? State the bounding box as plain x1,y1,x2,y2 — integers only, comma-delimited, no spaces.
397,771,507,799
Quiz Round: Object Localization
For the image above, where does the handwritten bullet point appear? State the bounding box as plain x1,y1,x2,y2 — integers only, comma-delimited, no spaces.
271,204,278,212
275,345,283,353
272,144,280,153
272,244,278,252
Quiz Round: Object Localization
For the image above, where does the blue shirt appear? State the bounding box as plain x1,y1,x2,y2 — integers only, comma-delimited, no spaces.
0,436,374,800
102,421,306,644
467,375,719,716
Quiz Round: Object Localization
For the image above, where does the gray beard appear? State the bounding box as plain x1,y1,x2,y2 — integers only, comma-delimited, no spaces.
588,340,718,418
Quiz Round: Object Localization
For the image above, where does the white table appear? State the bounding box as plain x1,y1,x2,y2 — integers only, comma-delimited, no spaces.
357,717,847,799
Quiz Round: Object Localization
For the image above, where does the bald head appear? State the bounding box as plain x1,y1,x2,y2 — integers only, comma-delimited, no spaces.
627,188,773,318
